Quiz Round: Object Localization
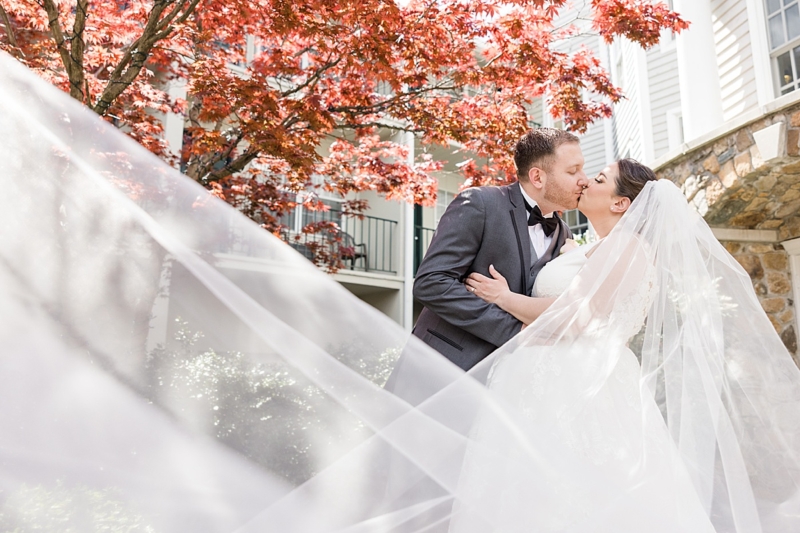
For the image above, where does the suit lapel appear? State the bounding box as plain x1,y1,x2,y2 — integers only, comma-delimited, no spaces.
507,183,533,295
534,223,562,267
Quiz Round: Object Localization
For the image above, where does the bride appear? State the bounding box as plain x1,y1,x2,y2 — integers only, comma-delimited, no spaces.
453,159,800,532
2,52,800,533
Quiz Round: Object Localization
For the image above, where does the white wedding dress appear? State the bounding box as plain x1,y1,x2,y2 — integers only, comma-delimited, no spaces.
449,242,717,533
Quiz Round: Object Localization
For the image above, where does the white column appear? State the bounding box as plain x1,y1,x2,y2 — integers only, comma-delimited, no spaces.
402,131,415,332
673,0,724,140
745,0,776,106
163,78,187,165
782,237,800,344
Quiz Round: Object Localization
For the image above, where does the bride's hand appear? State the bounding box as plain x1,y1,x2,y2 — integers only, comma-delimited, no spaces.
465,265,510,306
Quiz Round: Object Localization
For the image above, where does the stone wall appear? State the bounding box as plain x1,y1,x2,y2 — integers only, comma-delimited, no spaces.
656,104,800,242
655,99,800,359
721,241,797,363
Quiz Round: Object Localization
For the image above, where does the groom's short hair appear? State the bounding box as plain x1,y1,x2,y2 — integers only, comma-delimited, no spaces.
515,128,579,181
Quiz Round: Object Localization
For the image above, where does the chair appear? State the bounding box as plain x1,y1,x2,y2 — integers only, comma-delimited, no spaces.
337,231,368,270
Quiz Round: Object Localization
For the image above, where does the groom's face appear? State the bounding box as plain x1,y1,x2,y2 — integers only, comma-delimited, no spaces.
541,142,587,210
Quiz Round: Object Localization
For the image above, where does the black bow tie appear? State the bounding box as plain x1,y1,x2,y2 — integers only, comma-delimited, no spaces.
524,202,559,237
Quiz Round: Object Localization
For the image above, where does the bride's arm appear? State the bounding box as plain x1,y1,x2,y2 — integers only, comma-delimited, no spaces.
465,265,556,325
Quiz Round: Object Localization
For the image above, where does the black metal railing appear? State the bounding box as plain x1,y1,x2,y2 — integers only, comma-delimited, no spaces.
413,225,435,275
285,208,398,274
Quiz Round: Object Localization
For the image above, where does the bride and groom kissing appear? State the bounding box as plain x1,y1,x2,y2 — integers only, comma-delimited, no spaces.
408,127,644,370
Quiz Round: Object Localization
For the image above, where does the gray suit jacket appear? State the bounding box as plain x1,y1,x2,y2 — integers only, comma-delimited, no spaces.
411,183,570,371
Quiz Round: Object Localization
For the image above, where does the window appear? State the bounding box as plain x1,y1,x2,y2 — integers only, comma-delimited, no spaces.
659,0,677,50
299,197,343,229
613,46,625,90
666,108,684,151
281,177,345,234
434,190,456,226
563,209,589,237
766,0,800,94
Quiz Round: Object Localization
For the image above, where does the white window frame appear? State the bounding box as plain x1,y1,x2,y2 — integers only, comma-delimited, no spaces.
658,0,677,53
434,190,456,226
563,209,589,237
765,0,800,95
666,108,684,151
283,174,346,234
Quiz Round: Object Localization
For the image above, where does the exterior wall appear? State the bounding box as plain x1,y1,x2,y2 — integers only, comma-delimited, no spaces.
647,42,681,159
580,118,608,177
610,39,645,161
712,0,759,121
722,241,797,362
530,96,544,127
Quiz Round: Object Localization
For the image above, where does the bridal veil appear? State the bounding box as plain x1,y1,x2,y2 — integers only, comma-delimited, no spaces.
1,53,799,532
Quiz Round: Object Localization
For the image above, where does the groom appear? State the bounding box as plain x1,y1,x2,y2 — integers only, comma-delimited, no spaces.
407,128,587,372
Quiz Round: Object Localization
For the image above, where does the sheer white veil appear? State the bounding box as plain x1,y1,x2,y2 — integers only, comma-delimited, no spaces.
1,52,799,532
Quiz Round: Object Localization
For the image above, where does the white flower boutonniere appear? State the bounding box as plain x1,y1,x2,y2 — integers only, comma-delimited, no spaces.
560,239,578,255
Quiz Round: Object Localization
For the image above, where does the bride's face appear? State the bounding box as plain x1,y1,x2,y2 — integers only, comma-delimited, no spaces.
578,163,621,216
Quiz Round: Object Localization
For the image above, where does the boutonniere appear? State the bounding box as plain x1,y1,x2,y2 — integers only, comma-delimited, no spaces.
560,239,578,255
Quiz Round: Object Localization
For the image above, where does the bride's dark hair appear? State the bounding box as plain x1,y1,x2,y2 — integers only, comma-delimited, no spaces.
616,158,658,201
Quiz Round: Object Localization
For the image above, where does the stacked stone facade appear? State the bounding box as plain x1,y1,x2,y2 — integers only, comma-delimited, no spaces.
720,241,797,363
655,100,800,360
657,110,800,242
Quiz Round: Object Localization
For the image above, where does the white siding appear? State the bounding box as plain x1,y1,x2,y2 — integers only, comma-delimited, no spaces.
647,43,681,159
580,118,608,176
529,97,544,127
712,0,759,121
548,23,610,174
611,39,644,162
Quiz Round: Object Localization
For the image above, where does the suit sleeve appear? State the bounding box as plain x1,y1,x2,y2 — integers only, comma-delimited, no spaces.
413,189,522,347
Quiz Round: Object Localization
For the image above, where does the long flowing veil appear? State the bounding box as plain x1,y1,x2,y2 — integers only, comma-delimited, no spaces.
1,52,799,532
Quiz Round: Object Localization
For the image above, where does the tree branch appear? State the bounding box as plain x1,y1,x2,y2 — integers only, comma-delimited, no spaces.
38,0,89,101
93,0,201,117
40,0,82,99
332,122,423,133
280,56,342,98
205,149,259,182
0,1,18,48
71,0,89,103
155,0,200,32
327,83,457,115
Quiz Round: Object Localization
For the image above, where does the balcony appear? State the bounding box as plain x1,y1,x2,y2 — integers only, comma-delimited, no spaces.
284,208,398,274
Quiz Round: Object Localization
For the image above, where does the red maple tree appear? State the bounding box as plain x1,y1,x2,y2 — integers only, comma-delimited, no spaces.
0,0,686,267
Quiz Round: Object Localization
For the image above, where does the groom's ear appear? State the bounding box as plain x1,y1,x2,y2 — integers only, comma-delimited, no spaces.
528,167,545,189
611,196,631,213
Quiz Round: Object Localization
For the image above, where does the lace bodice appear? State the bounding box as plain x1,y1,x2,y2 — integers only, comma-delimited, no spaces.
533,239,657,342
532,242,597,298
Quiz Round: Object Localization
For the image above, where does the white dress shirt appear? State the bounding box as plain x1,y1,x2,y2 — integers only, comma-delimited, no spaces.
519,184,554,259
